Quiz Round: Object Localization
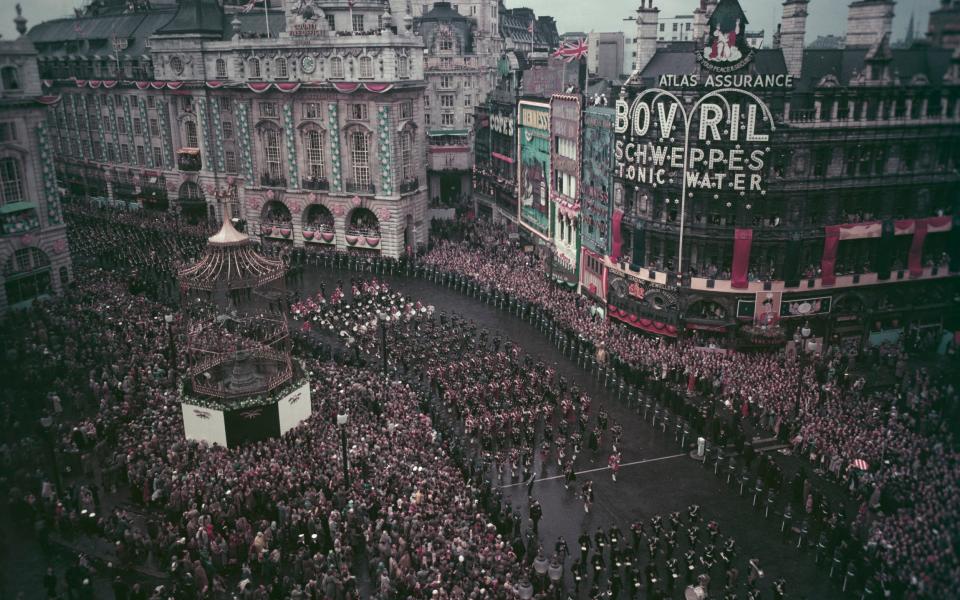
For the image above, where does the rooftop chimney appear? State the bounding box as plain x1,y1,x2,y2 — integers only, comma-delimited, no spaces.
633,0,660,75
845,0,895,48
780,0,809,79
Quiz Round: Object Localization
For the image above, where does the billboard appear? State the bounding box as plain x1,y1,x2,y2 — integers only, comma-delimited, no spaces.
581,106,615,255
517,101,552,239
277,381,312,435
550,94,582,273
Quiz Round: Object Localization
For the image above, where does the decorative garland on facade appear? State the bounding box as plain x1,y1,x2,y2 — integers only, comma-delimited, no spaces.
377,104,394,196
122,95,135,165
327,102,342,193
138,97,154,169
36,123,63,225
157,99,175,170
235,99,255,184
69,94,85,161
94,95,108,164
208,97,226,173
282,101,299,189
106,92,120,164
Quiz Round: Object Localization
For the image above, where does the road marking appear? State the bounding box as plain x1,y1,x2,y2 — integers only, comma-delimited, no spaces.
499,452,688,489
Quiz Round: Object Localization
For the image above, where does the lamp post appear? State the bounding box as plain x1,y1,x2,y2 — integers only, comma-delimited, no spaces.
377,311,390,376
164,314,176,372
337,412,350,487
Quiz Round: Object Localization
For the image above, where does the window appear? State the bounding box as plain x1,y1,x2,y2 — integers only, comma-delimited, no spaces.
351,131,370,186
264,129,282,179
400,129,413,181
225,150,237,173
304,103,320,119
350,103,368,120
4,248,52,305
181,96,192,111
305,130,325,179
1,66,21,91
556,137,577,160
185,121,199,147
397,56,409,78
0,122,16,142
133,118,142,135
0,158,24,204
556,171,577,199
121,144,131,162
464,77,471,89
353,14,364,33
425,114,431,125
441,57,453,69
326,14,336,31
424,95,430,108
153,147,163,166
215,58,227,79
440,94,455,108
260,102,277,117
358,56,373,79
275,57,288,79
147,96,154,108
149,118,159,136
813,147,830,177
465,95,471,106
439,37,453,52
136,145,145,165
659,23,665,31
441,113,454,126
107,144,117,161
399,101,412,119
117,117,126,134
673,23,678,31
330,57,344,78
249,57,262,79
440,76,453,89
222,121,233,139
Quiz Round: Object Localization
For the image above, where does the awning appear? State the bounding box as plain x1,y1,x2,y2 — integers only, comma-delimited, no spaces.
0,201,38,215
428,129,469,137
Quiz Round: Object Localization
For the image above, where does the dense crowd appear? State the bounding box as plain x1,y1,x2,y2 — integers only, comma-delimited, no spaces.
422,220,959,598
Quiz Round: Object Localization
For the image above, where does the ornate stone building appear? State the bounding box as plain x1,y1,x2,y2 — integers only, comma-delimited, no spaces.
603,0,960,349
0,19,72,312
28,0,429,257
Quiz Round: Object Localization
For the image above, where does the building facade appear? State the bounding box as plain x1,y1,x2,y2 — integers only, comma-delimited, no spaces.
0,27,73,313
603,0,960,349
28,0,430,258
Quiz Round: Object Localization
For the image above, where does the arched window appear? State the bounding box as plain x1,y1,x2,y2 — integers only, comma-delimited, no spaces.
215,58,227,79
179,181,202,199
0,157,24,204
330,57,344,79
275,57,288,79
350,130,370,188
184,121,199,147
2,66,21,91
358,56,373,79
249,57,261,79
304,130,325,179
399,129,413,182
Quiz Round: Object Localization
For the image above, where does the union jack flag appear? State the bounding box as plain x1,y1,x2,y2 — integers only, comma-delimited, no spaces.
552,38,588,63
240,0,257,13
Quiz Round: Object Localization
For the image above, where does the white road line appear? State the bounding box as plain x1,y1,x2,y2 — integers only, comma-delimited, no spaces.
499,452,688,489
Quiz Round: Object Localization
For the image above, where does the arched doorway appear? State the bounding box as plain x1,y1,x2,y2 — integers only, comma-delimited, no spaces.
346,207,381,253
303,204,335,243
4,247,52,306
178,181,206,223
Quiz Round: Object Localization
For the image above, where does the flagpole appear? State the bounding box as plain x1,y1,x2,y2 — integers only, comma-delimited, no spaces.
264,0,271,38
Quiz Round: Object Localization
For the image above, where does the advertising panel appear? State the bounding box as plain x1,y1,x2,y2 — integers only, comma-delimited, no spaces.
517,101,552,239
181,403,227,447
277,381,312,435
582,107,615,255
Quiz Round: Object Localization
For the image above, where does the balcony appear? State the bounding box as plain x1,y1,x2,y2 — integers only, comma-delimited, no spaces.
301,176,330,191
176,148,202,172
399,177,419,194
344,179,376,195
260,174,287,188
1,202,40,235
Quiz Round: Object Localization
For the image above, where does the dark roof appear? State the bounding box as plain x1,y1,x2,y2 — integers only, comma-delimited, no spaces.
28,10,176,59
796,46,953,91
156,0,224,36
420,2,467,22
639,45,787,81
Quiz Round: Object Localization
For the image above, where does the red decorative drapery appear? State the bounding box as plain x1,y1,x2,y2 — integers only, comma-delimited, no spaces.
607,306,678,337
821,225,841,285
731,228,753,289
611,209,624,262
909,220,929,277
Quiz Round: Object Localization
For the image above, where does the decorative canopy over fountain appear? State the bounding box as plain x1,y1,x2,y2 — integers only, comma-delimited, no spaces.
177,182,294,406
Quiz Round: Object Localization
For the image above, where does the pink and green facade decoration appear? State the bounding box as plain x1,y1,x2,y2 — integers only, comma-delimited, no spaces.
36,123,63,226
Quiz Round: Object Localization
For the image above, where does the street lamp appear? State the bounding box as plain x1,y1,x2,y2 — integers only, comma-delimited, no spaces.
164,314,176,371
337,412,350,487
376,311,390,376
